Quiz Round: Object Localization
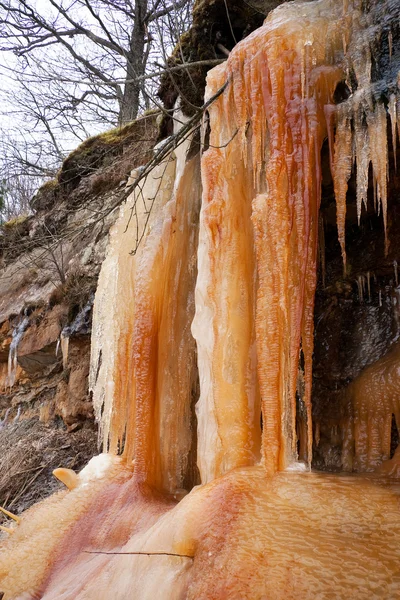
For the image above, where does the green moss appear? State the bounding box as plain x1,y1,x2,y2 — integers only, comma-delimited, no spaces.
36,178,59,195
40,179,58,190
3,214,29,229
142,108,160,117
58,113,159,193
65,113,158,161
31,113,159,214
31,177,60,213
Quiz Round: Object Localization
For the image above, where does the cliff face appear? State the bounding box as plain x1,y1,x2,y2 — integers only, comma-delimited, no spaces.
1,0,400,598
0,114,158,512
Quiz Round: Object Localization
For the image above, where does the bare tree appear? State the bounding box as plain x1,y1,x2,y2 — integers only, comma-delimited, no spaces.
0,0,196,213
0,0,193,126
0,175,39,221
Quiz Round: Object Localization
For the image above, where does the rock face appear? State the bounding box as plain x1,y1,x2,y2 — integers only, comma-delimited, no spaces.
0,114,159,513
17,305,67,374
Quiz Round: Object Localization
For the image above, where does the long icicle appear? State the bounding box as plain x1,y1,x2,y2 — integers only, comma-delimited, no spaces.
332,104,353,273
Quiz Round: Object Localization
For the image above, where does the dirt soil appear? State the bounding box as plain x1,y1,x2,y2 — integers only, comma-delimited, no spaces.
0,418,97,525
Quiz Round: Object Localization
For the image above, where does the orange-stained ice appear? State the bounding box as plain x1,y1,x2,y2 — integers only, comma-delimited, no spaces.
341,342,400,472
91,150,201,493
1,466,400,599
332,104,353,269
128,155,201,491
192,63,261,483
196,1,345,474
90,156,177,455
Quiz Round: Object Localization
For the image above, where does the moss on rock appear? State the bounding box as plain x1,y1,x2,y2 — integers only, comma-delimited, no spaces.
31,113,159,213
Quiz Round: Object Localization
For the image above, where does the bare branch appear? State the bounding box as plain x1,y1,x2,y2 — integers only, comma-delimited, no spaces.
147,0,189,23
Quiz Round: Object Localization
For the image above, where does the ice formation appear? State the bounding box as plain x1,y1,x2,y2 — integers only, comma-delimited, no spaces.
341,341,400,472
7,315,29,389
60,295,94,369
1,0,400,598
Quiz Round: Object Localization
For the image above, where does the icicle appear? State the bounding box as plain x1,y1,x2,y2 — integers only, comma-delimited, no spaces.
342,342,400,471
389,94,397,172
254,15,341,474
394,260,398,286
7,316,29,389
354,118,370,224
130,155,202,491
0,408,10,430
332,104,353,271
379,289,382,307
62,296,93,340
366,271,371,302
367,104,389,255
357,276,365,303
325,104,336,173
319,215,326,289
193,63,261,483
59,299,95,372
7,346,17,390
60,333,69,370
13,406,21,424
91,135,202,492
90,157,177,457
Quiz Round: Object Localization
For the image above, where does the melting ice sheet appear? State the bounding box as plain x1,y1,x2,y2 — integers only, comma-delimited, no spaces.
1,466,400,599
7,316,28,388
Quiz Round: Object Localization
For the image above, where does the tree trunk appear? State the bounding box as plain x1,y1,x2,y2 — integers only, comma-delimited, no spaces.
119,0,148,124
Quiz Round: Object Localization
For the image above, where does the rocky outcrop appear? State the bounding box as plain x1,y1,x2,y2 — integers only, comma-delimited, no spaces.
17,304,67,374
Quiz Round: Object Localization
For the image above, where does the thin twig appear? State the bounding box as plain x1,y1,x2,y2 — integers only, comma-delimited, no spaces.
84,550,194,559
139,59,225,81
223,0,237,45
8,466,45,508
12,464,46,477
